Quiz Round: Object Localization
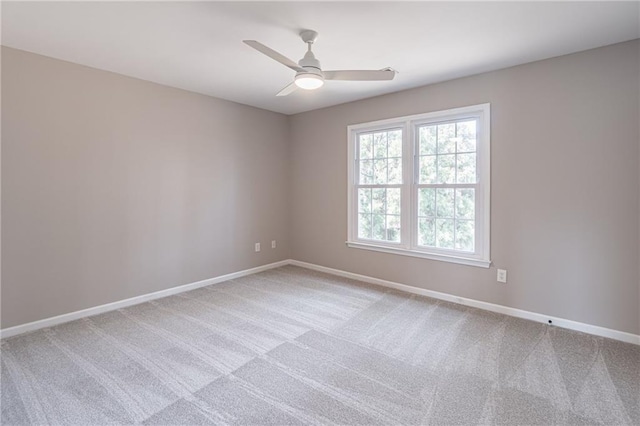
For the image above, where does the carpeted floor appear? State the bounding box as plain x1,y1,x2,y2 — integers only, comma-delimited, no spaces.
1,265,639,425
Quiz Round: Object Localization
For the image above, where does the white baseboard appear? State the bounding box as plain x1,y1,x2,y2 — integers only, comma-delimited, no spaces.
0,260,290,339
289,260,640,346
3,258,638,346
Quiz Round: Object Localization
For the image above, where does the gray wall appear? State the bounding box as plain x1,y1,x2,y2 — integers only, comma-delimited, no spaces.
2,47,291,328
290,40,640,335
3,41,639,336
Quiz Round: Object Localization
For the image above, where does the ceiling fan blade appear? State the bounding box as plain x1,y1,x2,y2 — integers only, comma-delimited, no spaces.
276,82,298,97
243,40,304,72
324,69,396,81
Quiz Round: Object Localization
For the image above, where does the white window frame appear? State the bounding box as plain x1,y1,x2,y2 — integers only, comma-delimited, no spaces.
347,103,491,268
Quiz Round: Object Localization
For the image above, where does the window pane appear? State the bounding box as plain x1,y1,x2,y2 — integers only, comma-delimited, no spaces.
456,120,476,153
387,188,401,215
388,130,402,157
372,188,386,214
358,213,372,239
359,133,373,159
455,220,475,252
456,153,476,184
419,155,437,184
437,123,456,153
436,218,455,248
418,188,436,217
419,218,436,246
388,158,402,184
455,189,475,219
374,159,388,184
436,188,454,218
419,126,437,155
358,188,372,214
372,214,386,240
373,132,388,158
386,215,401,242
437,154,456,184
359,159,373,184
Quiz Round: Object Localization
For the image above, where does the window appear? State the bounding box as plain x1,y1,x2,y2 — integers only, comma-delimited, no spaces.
347,104,490,268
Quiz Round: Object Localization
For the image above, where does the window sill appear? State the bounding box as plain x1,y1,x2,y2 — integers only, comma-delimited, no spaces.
346,241,491,268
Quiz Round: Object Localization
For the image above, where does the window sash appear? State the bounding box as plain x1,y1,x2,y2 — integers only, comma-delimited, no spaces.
355,127,404,186
411,183,480,255
353,182,409,248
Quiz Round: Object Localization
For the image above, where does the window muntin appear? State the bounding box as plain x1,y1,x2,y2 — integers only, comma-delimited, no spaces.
347,104,490,268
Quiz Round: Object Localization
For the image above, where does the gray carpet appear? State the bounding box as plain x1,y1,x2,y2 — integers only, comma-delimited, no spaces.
1,265,639,425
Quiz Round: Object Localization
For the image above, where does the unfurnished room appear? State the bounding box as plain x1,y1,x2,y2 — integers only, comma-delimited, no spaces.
1,1,639,425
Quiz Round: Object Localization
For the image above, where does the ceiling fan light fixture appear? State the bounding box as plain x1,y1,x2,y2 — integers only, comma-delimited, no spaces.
294,73,324,90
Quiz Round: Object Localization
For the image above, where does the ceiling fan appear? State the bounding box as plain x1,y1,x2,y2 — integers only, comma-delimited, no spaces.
243,30,396,96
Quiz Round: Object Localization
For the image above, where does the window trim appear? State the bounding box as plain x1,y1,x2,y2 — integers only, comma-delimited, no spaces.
346,103,491,268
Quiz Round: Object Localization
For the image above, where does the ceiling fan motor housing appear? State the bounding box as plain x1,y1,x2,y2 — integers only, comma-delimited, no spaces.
297,50,324,84
298,51,322,74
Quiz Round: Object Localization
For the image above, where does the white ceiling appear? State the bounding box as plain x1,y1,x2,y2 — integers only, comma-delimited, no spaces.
2,1,639,115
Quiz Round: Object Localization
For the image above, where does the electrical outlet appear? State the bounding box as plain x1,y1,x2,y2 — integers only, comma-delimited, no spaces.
254,243,261,252
497,269,507,283
271,240,276,249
